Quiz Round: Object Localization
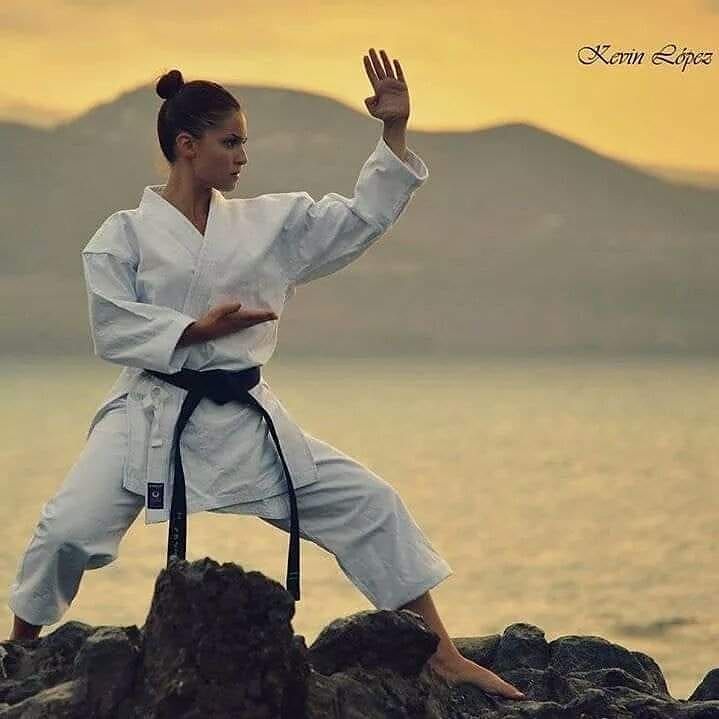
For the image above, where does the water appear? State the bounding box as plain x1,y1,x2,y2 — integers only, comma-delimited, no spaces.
1,354,717,699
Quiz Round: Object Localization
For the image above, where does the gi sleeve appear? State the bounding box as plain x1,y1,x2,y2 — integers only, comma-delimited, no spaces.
278,134,429,286
82,219,198,373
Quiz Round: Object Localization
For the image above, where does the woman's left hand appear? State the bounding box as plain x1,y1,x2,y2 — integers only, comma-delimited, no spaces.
363,48,410,125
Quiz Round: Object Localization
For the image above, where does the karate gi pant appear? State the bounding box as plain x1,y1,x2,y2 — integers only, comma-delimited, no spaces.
8,399,453,627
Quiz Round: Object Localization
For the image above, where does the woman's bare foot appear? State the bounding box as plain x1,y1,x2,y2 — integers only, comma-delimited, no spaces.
428,650,527,700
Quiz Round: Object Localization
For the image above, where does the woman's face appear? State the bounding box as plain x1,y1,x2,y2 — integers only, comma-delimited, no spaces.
180,109,248,191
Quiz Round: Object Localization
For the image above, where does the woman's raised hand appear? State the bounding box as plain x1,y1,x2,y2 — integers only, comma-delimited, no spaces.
363,48,410,125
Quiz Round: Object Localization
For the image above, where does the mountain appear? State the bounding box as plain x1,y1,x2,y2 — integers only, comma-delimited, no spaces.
639,164,719,189
2,83,718,357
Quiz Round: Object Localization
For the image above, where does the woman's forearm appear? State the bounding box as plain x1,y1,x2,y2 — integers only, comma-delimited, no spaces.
177,322,207,347
383,120,408,162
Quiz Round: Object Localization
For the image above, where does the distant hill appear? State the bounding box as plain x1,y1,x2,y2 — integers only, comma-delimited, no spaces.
2,83,718,357
0,93,68,127
639,164,719,189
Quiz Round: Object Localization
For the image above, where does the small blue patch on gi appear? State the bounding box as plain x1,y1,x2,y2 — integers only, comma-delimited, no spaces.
148,483,164,509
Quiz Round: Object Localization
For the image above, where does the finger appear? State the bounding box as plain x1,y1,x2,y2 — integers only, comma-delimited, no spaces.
379,49,395,79
363,55,379,92
369,47,386,80
212,302,241,318
237,310,277,321
393,59,405,83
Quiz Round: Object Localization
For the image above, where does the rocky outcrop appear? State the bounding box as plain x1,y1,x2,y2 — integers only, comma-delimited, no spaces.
1,557,717,718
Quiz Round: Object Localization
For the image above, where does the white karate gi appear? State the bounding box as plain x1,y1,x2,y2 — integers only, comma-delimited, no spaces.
8,135,453,626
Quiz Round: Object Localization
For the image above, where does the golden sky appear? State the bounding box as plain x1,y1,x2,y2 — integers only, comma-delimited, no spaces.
1,0,717,171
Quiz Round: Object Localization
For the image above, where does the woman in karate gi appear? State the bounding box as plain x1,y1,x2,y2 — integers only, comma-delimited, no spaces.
8,49,525,700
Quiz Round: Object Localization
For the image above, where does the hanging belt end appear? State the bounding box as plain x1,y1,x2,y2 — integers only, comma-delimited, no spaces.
287,571,300,602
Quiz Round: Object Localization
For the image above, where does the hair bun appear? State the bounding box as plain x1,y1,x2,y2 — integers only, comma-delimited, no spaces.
156,69,185,101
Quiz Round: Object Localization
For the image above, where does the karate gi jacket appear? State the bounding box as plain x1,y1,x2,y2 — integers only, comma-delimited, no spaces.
81,135,429,524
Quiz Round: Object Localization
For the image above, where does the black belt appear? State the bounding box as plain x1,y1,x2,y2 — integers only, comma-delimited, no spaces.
144,366,301,601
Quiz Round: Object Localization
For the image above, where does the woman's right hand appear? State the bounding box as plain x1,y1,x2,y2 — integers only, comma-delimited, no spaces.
193,300,278,342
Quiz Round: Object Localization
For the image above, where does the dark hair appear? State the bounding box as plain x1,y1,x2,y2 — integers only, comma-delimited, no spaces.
155,69,242,163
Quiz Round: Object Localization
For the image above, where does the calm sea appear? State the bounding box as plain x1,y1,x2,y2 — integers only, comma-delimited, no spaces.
1,354,717,700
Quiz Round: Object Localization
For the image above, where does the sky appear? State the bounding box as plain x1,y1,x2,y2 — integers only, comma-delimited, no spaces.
1,0,717,171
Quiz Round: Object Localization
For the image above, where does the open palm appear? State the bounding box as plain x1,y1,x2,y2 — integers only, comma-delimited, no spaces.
363,48,410,124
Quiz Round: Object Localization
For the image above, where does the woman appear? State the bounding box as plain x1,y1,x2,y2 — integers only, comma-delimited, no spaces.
7,49,525,700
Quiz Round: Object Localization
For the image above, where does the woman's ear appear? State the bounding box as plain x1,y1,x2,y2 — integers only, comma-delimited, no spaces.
175,131,198,160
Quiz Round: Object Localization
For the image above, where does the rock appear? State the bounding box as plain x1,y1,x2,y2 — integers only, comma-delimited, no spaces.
308,608,438,677
0,679,86,719
2,558,719,718
72,625,142,717
453,634,501,667
135,557,305,719
284,635,311,718
492,623,551,673
303,671,339,719
0,643,35,681
688,669,719,702
0,621,94,707
632,650,672,697
549,634,654,681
